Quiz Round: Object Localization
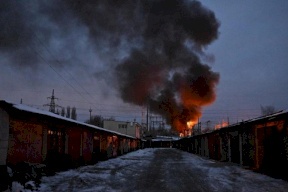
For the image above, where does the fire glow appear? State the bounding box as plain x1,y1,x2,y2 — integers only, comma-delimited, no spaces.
214,120,229,130
186,121,196,129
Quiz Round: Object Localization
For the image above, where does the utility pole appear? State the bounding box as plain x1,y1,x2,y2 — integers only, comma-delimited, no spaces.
20,98,23,104
146,97,149,132
141,106,145,127
206,120,211,130
197,117,199,134
150,115,153,130
227,116,230,126
89,107,92,122
44,89,62,113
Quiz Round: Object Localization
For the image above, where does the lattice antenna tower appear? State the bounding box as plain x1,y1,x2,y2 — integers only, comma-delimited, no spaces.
44,89,62,113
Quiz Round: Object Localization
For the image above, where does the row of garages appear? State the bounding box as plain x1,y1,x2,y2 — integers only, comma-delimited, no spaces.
0,100,142,189
176,111,288,179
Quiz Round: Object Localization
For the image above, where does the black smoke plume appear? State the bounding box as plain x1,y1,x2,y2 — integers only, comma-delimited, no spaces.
0,0,220,132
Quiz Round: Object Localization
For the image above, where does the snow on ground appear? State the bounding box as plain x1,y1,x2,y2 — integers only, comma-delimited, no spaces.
179,151,288,192
39,149,155,192
14,148,288,192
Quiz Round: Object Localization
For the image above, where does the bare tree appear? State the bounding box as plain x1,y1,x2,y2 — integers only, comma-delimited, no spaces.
105,116,115,121
86,115,104,127
71,107,77,120
61,107,65,117
66,106,71,118
261,105,276,116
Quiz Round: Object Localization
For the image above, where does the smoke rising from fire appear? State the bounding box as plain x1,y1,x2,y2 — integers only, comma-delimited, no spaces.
0,0,220,133
114,0,220,132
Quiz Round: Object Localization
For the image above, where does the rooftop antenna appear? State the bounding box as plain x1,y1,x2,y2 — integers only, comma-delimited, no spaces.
89,107,92,122
146,96,149,131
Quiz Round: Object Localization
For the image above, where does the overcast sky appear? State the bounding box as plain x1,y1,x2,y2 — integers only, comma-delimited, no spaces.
0,0,288,128
200,0,288,125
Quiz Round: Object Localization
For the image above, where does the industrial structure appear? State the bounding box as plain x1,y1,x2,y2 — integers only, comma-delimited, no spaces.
103,120,142,139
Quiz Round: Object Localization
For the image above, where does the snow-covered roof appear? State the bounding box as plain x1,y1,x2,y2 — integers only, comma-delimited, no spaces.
246,110,288,123
181,110,288,138
0,100,137,140
221,110,288,130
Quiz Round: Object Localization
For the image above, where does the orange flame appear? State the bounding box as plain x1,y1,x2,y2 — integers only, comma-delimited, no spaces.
171,75,218,133
186,121,196,129
214,120,229,130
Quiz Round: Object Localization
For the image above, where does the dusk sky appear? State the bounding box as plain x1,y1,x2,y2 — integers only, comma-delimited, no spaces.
1,0,288,128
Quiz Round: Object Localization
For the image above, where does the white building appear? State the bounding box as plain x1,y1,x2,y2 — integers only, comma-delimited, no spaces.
103,120,141,138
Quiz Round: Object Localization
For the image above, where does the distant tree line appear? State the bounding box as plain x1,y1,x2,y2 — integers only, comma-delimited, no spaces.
57,106,77,120
261,105,276,116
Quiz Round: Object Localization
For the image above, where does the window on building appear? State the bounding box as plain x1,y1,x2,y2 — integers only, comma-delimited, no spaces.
118,124,127,129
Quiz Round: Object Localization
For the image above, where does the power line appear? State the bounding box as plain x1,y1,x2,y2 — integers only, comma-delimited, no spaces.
2,4,99,115
4,87,284,111
32,33,102,110
6,0,102,117
28,45,93,104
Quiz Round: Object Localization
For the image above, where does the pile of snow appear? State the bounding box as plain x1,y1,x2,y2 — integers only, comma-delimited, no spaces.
11,181,37,192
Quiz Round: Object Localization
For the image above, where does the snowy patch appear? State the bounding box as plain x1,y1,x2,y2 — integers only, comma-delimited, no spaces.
179,151,288,192
38,149,156,192
12,149,288,191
